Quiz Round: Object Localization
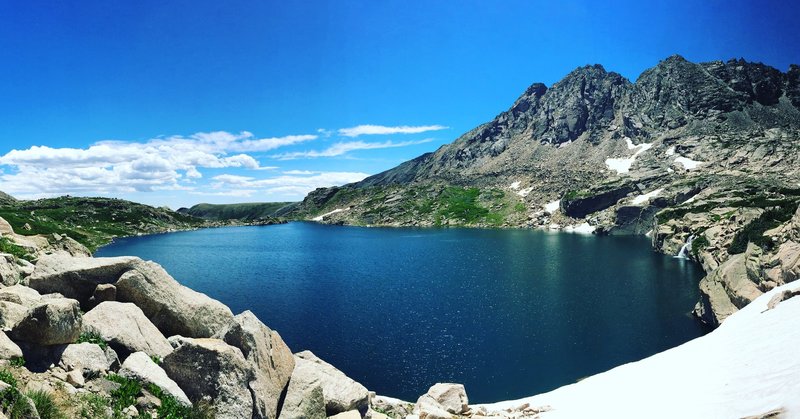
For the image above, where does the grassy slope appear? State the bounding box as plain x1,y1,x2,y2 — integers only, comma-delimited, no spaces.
0,196,207,252
180,202,295,221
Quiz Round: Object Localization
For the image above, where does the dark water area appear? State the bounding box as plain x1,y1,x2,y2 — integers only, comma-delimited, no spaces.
96,222,708,403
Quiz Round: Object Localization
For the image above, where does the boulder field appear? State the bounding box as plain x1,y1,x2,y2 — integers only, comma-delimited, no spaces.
0,215,798,418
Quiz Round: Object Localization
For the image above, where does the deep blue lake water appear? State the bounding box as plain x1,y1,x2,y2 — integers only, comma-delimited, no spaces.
96,222,708,403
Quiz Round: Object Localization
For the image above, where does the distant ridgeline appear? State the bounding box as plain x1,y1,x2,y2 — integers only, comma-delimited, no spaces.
289,55,800,327
0,194,292,252
177,202,298,222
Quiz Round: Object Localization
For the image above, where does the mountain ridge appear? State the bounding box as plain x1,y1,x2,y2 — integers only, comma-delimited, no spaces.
294,55,800,327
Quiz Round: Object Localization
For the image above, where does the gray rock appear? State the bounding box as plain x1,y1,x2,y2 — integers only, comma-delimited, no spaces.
162,338,253,419
28,255,139,307
328,411,361,419
120,351,190,406
66,369,85,388
58,343,114,378
116,260,234,338
0,254,21,287
278,379,325,419
9,297,82,345
0,331,22,360
82,301,173,360
89,284,117,306
292,351,369,416
416,383,469,416
215,311,294,419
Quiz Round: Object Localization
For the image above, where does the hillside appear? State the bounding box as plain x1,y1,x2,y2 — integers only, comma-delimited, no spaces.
178,202,297,221
0,195,210,252
295,55,800,327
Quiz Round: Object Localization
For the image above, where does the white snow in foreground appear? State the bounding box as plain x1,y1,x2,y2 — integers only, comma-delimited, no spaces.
675,156,704,170
544,200,561,214
605,139,653,174
480,281,800,419
630,188,664,205
311,208,348,222
562,223,595,234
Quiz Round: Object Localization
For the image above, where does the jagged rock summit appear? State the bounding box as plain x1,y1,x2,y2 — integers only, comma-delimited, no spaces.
295,55,800,328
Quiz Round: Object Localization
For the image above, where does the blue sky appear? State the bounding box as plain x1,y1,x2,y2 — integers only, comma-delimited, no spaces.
1,1,798,208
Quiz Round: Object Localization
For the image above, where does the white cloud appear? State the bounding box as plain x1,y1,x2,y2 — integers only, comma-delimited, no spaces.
273,138,434,160
210,171,369,197
338,124,448,137
0,131,316,197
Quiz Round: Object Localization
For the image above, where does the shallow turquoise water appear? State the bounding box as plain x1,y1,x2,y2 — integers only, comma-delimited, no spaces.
96,222,708,403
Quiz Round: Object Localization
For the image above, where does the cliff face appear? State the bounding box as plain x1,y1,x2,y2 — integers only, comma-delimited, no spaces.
295,55,800,326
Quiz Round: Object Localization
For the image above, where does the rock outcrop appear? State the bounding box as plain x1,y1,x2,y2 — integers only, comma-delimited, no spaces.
120,351,191,406
215,311,295,419
162,338,254,419
116,261,234,338
82,301,173,359
291,350,370,416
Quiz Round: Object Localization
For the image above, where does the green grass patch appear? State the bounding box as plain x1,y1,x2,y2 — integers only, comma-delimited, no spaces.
146,384,213,419
76,332,108,349
107,374,141,415
437,187,488,224
26,390,66,419
0,237,33,262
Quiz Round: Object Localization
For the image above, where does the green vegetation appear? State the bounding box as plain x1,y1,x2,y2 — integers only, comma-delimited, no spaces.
107,374,141,415
0,196,207,252
0,369,40,419
563,189,591,201
149,355,162,365
728,203,798,254
180,202,295,221
27,390,66,419
0,237,34,262
78,393,111,418
105,375,212,419
8,357,24,368
437,187,489,223
77,332,108,349
691,234,710,256
146,384,212,419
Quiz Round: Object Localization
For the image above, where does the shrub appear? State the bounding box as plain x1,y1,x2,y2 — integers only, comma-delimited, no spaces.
0,237,33,262
26,390,66,419
8,358,24,368
106,374,141,414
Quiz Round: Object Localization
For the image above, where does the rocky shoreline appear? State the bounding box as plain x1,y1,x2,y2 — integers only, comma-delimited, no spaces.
1,197,799,418
0,215,551,418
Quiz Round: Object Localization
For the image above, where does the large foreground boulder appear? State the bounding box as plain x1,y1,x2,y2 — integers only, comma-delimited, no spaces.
291,351,369,416
116,260,234,338
82,301,172,360
279,379,325,419
216,311,294,419
162,338,253,419
28,255,139,307
8,297,82,345
416,383,469,419
120,352,190,406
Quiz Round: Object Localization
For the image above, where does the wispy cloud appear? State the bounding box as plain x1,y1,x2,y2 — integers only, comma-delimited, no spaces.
209,171,370,197
273,138,434,160
0,131,316,197
338,124,447,137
